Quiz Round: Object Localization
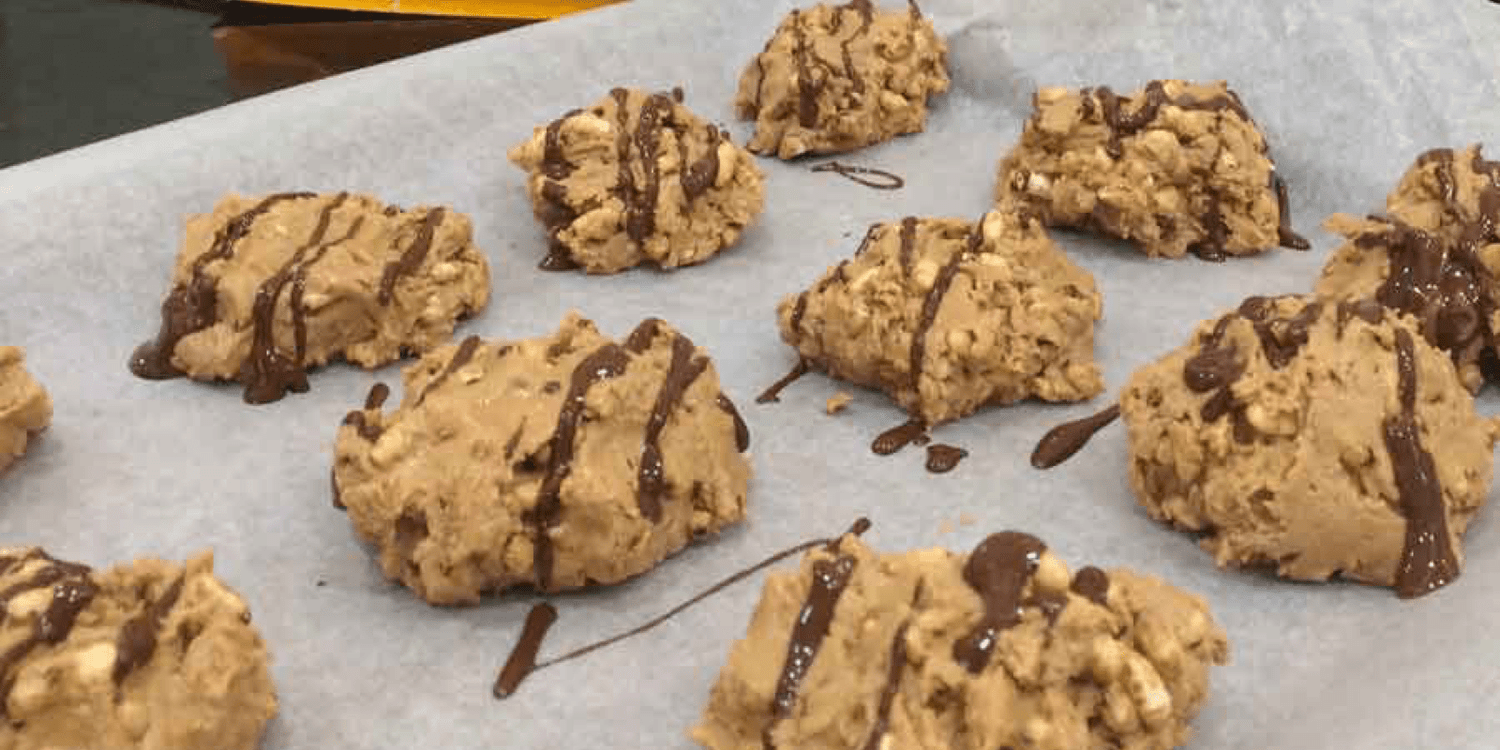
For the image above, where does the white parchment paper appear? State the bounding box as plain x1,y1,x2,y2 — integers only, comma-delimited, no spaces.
2,1,1499,747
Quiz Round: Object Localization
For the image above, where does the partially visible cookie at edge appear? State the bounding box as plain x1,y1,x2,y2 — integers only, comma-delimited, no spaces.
0,548,277,750
509,87,765,274
0,347,51,474
777,209,1104,426
332,312,752,605
130,191,490,404
693,530,1229,750
735,0,950,159
996,80,1308,260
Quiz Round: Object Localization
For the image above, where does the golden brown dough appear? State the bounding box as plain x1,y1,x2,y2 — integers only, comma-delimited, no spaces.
0,347,51,474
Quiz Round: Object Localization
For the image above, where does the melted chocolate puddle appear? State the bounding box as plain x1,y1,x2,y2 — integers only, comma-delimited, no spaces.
756,359,811,404
1031,404,1120,469
810,161,905,190
952,531,1046,673
493,518,871,699
871,418,928,455
924,444,967,473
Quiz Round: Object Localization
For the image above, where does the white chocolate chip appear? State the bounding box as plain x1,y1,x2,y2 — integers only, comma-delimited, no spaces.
369,428,408,467
431,262,460,282
1123,651,1173,728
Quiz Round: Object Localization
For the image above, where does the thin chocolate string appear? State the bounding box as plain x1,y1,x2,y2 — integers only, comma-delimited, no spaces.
810,161,905,190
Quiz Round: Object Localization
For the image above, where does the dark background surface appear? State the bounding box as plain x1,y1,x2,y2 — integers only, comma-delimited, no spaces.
0,0,525,169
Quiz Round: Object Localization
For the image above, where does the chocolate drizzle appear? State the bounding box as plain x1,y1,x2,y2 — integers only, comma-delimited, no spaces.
810,161,905,191
0,560,97,716
493,603,557,698
871,418,928,455
130,192,314,380
789,10,825,128
765,544,859,747
528,344,631,591
240,194,362,404
924,444,967,473
1070,566,1110,605
910,229,975,395
112,575,185,686
718,394,752,452
952,531,1046,673
859,620,910,750
681,126,725,202
1031,403,1121,469
627,321,710,523
756,359,811,404
377,207,447,304
1093,81,1249,160
897,216,918,274
413,335,481,407
1272,172,1311,249
1385,328,1459,598
492,519,868,700
541,109,583,180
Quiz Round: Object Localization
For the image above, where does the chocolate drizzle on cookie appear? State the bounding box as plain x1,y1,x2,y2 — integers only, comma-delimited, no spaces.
953,531,1047,673
1070,566,1110,606
493,518,869,701
1385,328,1459,598
897,216,918,273
112,574,186,687
859,619,911,750
1092,81,1249,160
241,194,365,404
1271,172,1311,250
1031,403,1120,469
130,192,314,380
1181,297,1323,441
0,556,97,716
413,335,481,407
378,207,447,304
717,394,752,452
789,10,825,129
626,319,711,523
529,344,631,591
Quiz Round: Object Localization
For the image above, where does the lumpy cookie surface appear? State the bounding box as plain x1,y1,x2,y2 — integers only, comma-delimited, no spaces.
735,0,949,159
0,347,51,474
1121,295,1497,597
996,80,1308,259
1316,145,1500,393
0,549,276,750
508,88,765,274
777,209,1103,425
693,531,1228,750
332,313,751,605
130,192,490,403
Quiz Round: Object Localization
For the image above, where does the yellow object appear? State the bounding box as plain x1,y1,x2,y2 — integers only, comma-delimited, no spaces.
248,0,620,20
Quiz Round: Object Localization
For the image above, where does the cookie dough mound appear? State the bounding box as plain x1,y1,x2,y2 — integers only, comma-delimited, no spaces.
1121,295,1498,597
130,191,490,404
508,88,765,274
0,548,276,750
1316,145,1500,393
332,312,752,605
996,80,1308,259
0,347,51,473
693,530,1228,750
734,0,950,159
776,209,1103,425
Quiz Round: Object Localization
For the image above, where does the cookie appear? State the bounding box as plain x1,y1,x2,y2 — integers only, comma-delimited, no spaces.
735,0,950,159
1316,145,1500,393
996,80,1309,259
0,347,51,474
773,209,1103,428
693,529,1228,750
508,87,765,274
1120,295,1497,597
0,548,276,750
129,192,490,404
332,313,752,605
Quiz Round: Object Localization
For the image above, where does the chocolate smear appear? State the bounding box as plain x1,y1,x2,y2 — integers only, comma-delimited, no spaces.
953,531,1045,673
1385,328,1459,598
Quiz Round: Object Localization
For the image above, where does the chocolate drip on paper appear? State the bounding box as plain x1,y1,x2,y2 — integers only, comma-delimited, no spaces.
492,519,869,700
717,394,752,452
953,531,1045,673
811,161,905,191
924,443,967,473
528,344,631,591
241,194,364,404
131,192,314,379
1271,172,1310,249
872,418,927,455
0,559,97,716
1031,403,1120,469
364,382,391,410
1070,566,1110,605
627,321,710,523
757,359,811,404
1385,328,1458,598
112,575,185,686
413,335,481,407
377,207,447,304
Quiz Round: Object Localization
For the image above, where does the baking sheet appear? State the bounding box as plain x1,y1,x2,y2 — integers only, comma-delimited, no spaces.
2,0,1499,747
